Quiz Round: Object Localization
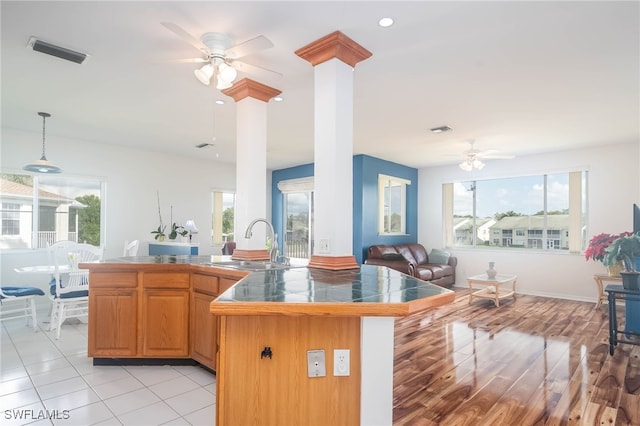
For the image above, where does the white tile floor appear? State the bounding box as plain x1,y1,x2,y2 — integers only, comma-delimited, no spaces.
0,311,216,425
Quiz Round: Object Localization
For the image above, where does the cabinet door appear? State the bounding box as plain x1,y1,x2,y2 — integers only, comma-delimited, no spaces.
88,289,137,357
191,291,218,369
142,289,190,357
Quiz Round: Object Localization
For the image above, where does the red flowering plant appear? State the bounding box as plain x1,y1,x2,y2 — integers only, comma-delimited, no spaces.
585,232,632,263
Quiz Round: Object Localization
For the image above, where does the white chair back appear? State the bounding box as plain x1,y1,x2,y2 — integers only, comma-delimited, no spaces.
49,241,103,298
123,240,140,256
58,270,90,297
47,241,101,339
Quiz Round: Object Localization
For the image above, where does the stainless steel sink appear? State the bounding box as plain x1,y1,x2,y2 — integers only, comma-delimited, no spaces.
205,260,291,271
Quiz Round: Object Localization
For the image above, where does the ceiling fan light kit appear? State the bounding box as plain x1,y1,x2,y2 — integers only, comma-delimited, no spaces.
161,23,278,92
459,157,485,171
194,64,214,85
23,112,62,174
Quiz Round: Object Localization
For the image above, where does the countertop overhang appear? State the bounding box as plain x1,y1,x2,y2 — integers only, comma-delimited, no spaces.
81,255,455,317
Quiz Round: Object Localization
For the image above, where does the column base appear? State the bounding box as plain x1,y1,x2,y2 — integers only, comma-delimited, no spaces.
231,249,270,261
307,255,359,270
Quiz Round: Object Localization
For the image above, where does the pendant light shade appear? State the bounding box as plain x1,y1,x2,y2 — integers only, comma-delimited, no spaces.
23,112,62,174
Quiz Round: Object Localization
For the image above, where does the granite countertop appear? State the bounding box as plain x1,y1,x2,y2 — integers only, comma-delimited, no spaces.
84,256,456,317
212,264,455,317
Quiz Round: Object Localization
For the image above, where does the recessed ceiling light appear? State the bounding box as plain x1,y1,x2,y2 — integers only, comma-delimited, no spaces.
215,100,225,105
273,96,283,102
430,125,452,133
378,17,394,28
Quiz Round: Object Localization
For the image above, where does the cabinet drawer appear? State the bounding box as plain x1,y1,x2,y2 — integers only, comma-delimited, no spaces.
91,272,137,288
192,273,219,295
143,272,189,289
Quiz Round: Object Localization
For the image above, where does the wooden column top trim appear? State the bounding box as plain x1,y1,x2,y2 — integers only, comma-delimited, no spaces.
221,78,282,102
295,31,372,67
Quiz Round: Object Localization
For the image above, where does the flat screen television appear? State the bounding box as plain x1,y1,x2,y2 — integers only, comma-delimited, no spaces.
634,203,640,234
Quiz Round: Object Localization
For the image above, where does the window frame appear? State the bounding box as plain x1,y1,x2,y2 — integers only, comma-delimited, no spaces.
445,170,587,253
0,173,106,249
378,174,411,236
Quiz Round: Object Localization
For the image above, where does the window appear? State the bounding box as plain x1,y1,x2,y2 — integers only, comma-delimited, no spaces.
0,173,105,249
2,203,20,235
212,191,235,244
378,174,411,235
446,171,587,252
277,177,315,259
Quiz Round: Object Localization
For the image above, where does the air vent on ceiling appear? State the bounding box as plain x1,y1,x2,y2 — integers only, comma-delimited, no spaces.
27,37,89,64
196,143,215,148
430,125,452,133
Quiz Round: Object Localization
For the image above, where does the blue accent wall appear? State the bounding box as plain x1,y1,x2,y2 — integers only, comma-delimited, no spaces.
354,155,418,263
271,155,417,264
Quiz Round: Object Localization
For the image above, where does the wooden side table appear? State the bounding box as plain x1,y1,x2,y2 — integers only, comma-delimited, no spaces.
467,274,517,307
593,274,621,308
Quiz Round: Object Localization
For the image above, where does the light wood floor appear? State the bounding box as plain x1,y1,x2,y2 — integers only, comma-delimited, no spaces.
393,288,640,425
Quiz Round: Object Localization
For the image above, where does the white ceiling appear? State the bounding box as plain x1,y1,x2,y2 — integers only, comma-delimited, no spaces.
2,1,638,171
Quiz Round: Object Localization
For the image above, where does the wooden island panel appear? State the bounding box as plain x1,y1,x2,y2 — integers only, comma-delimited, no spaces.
217,315,361,426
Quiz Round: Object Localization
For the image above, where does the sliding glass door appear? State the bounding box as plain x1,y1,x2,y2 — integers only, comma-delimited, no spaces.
283,192,313,259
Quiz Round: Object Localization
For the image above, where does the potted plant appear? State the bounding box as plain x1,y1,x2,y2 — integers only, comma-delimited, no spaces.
603,233,640,290
169,223,188,240
585,232,631,275
151,225,166,241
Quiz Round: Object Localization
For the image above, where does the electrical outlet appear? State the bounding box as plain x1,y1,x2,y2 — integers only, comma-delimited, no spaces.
318,239,330,254
333,349,350,376
307,350,326,377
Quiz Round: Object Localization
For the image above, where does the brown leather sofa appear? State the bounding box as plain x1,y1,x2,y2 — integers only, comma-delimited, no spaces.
364,244,457,288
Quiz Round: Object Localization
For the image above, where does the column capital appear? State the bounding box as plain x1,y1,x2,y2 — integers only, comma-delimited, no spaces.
221,78,282,103
295,31,372,68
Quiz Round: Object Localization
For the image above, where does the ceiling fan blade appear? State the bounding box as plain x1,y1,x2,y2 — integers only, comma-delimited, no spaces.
225,35,273,59
161,22,210,55
162,58,209,64
479,153,516,160
230,60,282,80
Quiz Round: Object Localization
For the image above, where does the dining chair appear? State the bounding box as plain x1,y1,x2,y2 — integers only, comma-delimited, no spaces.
48,241,103,339
0,286,45,331
123,239,140,256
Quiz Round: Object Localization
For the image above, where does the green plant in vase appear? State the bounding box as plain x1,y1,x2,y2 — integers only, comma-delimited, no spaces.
151,190,166,241
604,233,640,290
169,223,188,240
151,225,167,241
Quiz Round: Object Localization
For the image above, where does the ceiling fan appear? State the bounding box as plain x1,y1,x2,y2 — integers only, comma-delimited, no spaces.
161,22,281,90
459,140,514,171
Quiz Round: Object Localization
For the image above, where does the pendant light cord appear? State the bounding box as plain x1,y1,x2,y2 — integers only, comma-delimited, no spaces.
38,112,51,160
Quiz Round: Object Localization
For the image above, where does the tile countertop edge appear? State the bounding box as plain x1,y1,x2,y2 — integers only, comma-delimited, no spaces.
209,291,456,317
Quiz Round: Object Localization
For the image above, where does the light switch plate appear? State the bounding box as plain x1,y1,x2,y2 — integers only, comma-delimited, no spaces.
307,349,326,377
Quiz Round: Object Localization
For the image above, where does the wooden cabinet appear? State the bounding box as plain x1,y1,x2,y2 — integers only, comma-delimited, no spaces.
142,272,190,357
89,272,138,357
191,273,238,370
88,267,191,358
87,263,243,365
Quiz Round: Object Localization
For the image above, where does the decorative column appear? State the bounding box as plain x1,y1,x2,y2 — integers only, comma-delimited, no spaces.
222,78,281,260
295,31,371,270
298,31,392,426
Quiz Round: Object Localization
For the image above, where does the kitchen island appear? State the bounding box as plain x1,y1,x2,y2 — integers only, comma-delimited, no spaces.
82,256,455,426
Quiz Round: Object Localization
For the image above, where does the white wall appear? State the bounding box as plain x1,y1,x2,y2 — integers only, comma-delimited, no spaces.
418,142,640,302
1,127,237,293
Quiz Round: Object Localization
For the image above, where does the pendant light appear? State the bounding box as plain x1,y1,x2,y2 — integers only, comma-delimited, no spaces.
23,112,62,173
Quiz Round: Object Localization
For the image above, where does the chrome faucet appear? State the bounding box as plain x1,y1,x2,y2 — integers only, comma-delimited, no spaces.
244,218,279,263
